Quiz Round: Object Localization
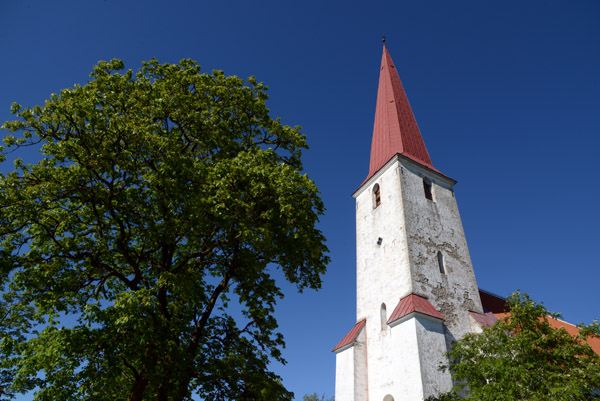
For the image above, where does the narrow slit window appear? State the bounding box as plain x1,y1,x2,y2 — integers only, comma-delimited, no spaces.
437,251,446,274
423,178,433,200
380,303,387,331
373,183,381,208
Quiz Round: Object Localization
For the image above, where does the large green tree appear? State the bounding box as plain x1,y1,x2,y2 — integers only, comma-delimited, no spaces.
0,59,329,401
428,292,600,401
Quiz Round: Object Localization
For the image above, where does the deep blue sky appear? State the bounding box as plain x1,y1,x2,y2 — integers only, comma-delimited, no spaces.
1,1,599,399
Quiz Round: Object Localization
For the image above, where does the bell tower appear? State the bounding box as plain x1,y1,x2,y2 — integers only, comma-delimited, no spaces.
333,45,484,401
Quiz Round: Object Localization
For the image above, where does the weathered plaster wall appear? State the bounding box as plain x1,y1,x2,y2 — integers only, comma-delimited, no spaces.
399,159,483,342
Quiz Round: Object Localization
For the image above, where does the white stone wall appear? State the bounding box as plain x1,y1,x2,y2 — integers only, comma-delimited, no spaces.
335,346,355,401
354,329,369,400
354,159,416,401
385,317,425,401
355,159,413,323
334,328,368,401
415,317,453,398
344,155,483,401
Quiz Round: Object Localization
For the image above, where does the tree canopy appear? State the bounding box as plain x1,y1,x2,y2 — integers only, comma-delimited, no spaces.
302,393,334,401
428,292,600,401
0,58,329,401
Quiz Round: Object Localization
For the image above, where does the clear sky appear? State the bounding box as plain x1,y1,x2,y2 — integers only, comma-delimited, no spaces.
1,0,599,399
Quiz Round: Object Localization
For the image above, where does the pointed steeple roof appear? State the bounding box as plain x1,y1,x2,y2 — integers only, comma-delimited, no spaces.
364,45,442,183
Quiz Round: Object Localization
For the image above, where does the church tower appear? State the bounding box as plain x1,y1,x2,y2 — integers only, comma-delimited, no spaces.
333,45,485,401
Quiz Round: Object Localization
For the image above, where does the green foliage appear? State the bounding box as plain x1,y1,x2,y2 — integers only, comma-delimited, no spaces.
428,292,600,401
302,393,334,401
0,58,329,400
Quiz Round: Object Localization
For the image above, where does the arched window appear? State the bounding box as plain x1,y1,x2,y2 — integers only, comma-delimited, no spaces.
423,178,433,200
380,303,387,331
373,183,381,208
437,251,446,274
383,395,395,401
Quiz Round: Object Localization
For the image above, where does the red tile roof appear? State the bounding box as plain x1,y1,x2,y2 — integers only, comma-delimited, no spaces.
480,289,599,356
494,312,600,356
387,294,445,324
469,311,499,328
332,319,366,352
364,45,443,184
547,318,600,356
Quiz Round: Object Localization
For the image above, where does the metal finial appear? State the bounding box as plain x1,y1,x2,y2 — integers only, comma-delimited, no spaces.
382,35,386,44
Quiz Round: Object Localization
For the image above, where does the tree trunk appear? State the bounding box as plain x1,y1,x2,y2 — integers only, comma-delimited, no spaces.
127,377,149,401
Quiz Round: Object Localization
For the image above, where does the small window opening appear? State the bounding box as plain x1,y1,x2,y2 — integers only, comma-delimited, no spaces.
423,178,433,200
383,395,395,401
437,251,446,274
373,183,381,208
380,303,387,331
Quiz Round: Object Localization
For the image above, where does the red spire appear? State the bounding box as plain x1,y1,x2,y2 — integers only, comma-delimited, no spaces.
365,45,441,183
